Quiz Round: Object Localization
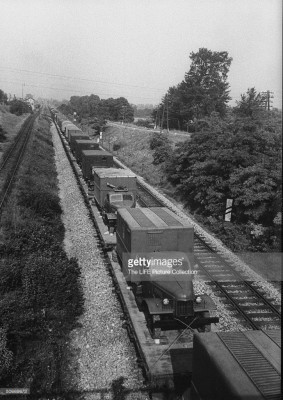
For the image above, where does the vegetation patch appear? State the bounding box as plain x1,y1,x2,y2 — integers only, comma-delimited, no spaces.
0,114,84,395
101,104,281,256
0,106,29,164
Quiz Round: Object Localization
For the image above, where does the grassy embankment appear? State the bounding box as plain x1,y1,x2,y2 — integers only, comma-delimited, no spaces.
0,111,84,395
0,104,29,163
102,123,189,188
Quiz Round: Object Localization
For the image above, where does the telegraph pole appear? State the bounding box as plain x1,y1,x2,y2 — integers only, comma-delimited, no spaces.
160,102,165,133
267,90,274,111
261,90,274,110
154,109,159,129
166,95,169,132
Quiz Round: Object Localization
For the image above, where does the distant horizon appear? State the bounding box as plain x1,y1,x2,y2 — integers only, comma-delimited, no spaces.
10,92,281,112
1,0,281,108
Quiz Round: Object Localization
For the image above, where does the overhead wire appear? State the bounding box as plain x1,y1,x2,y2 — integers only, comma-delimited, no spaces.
0,79,161,102
0,66,280,105
0,66,164,92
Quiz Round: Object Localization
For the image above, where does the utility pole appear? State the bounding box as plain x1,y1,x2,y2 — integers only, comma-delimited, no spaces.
154,108,159,129
261,90,274,111
166,95,169,132
160,101,165,133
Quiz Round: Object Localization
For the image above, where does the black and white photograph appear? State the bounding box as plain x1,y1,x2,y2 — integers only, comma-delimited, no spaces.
0,0,281,399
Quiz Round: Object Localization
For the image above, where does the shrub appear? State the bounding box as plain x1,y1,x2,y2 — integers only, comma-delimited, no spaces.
134,119,152,128
0,328,13,378
153,143,172,165
0,126,7,142
19,190,62,219
113,140,126,151
149,132,171,150
0,110,84,393
9,100,31,116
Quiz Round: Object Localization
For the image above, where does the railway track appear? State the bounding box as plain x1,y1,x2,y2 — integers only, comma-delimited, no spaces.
52,117,203,397
137,181,281,331
50,110,281,398
0,113,37,214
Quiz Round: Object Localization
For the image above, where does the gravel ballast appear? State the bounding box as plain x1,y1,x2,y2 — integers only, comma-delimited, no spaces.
51,124,148,399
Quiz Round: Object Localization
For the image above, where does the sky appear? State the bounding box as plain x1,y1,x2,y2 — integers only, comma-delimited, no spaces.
0,0,282,108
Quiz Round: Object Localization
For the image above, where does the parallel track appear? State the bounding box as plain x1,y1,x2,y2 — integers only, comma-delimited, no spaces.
137,181,281,330
0,113,37,214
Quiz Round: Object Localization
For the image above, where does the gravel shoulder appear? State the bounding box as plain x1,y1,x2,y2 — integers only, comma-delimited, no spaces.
51,124,148,399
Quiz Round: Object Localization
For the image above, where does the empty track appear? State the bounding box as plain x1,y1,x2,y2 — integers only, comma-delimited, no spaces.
0,113,37,214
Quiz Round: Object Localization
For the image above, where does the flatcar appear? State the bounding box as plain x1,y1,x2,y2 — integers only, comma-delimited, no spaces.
50,110,219,336
91,167,137,232
190,330,281,400
116,207,218,338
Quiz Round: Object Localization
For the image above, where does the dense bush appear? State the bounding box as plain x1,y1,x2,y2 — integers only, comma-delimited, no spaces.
153,143,172,165
113,139,126,151
149,132,171,150
0,125,7,142
134,119,152,128
9,100,31,115
149,132,173,165
19,189,62,219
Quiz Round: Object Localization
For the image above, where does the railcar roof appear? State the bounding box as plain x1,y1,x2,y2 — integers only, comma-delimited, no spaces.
82,150,112,156
193,330,281,398
75,139,98,144
93,167,136,178
61,120,72,126
118,207,193,229
68,126,83,131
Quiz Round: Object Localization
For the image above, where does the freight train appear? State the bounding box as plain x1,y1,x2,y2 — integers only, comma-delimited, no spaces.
49,108,218,339
49,108,281,399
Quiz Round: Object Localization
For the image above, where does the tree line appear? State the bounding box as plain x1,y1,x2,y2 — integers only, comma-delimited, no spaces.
58,94,134,133
151,97,281,251
0,88,32,115
152,48,272,132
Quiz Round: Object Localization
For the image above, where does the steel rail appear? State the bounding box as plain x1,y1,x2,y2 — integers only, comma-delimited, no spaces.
0,115,33,171
0,113,37,213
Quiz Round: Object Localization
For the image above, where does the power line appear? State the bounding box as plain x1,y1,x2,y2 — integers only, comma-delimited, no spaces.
0,79,161,102
0,66,164,92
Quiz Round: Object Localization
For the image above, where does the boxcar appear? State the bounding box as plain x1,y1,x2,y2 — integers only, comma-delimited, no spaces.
74,140,100,164
116,207,194,259
115,207,218,337
81,150,113,181
69,132,89,153
66,125,83,142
